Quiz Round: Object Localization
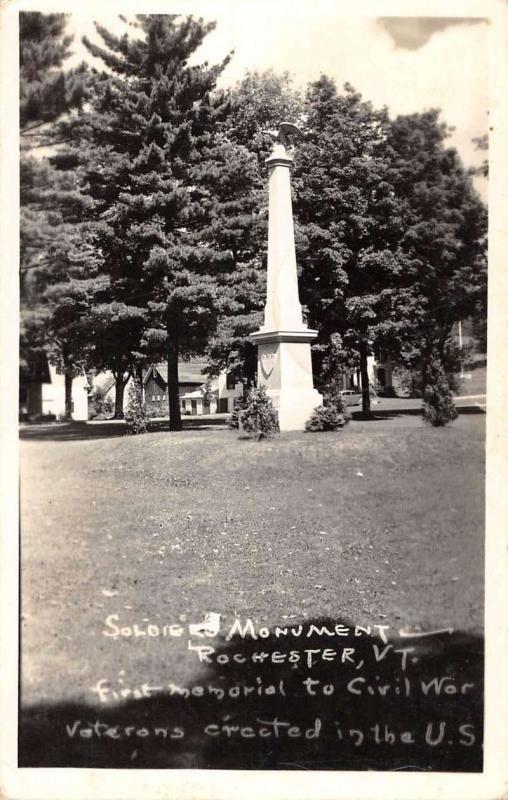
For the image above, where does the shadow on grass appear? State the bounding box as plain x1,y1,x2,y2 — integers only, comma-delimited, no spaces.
19,615,483,771
19,417,229,442
351,406,485,422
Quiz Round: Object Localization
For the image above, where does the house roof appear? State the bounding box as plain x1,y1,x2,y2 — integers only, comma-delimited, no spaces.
94,373,116,394
181,379,219,400
144,360,210,386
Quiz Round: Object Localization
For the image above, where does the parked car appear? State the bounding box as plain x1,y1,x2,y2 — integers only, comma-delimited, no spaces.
339,389,362,406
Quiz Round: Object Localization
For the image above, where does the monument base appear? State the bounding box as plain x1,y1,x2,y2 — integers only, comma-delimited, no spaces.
266,386,323,431
250,329,323,432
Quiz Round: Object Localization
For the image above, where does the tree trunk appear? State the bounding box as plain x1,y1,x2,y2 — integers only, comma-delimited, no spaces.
113,376,126,419
359,341,371,415
244,343,258,392
167,329,182,432
64,372,73,421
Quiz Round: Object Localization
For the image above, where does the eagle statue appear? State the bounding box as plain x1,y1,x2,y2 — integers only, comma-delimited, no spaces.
262,121,304,148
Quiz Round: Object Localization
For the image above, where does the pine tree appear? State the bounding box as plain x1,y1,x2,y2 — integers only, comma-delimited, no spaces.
124,378,148,434
20,11,87,142
20,11,90,419
58,14,234,430
190,113,266,389
237,385,279,439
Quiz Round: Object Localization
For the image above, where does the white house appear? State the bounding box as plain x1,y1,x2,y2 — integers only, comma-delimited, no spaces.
180,371,243,415
338,352,394,393
19,359,89,421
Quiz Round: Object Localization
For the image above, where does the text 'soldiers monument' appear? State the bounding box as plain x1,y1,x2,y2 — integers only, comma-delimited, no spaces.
250,123,322,430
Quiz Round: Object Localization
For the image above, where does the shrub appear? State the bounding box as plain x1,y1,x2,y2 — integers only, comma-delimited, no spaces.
228,397,246,430
305,405,345,432
392,366,423,398
321,380,351,422
377,385,397,398
145,404,163,419
88,387,114,419
124,379,148,434
233,386,279,439
422,360,458,427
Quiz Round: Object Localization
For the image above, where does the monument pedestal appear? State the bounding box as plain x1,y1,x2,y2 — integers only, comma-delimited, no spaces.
250,133,322,431
251,329,322,431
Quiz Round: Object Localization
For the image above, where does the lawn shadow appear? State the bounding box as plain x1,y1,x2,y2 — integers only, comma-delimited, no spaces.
19,615,483,771
19,417,229,442
350,407,485,422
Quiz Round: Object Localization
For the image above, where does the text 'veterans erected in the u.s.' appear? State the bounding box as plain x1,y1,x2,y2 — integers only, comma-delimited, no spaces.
20,612,483,771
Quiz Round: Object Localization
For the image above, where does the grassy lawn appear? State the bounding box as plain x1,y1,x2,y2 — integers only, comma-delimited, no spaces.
19,412,485,769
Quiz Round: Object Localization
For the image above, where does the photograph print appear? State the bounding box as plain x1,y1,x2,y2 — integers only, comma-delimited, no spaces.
12,1,493,784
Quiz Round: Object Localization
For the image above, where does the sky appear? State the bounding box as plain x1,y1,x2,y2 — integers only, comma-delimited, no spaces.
65,5,489,198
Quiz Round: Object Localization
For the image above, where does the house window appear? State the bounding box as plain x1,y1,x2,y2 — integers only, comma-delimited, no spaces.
157,395,160,401
226,372,235,390
152,395,155,401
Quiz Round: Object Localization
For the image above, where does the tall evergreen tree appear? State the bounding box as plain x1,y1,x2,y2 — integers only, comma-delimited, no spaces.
56,14,240,428
20,12,90,419
20,11,87,142
193,111,266,388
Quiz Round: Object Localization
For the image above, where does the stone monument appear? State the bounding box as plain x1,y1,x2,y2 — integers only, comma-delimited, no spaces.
250,123,322,431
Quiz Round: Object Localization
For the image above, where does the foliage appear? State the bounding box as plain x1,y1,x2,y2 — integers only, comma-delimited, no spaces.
383,110,487,397
398,367,418,397
305,405,346,432
471,314,487,354
228,397,247,430
201,379,214,407
19,13,91,420
19,11,88,141
227,69,303,163
470,134,488,179
19,23,487,426
54,14,246,431
235,386,278,439
291,78,486,416
205,70,303,386
293,78,409,415
395,335,472,400
124,379,148,434
422,358,458,426
321,377,351,420
88,387,114,420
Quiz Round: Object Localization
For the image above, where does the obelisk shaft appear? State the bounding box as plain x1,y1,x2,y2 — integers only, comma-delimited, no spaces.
263,144,305,331
250,136,323,431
